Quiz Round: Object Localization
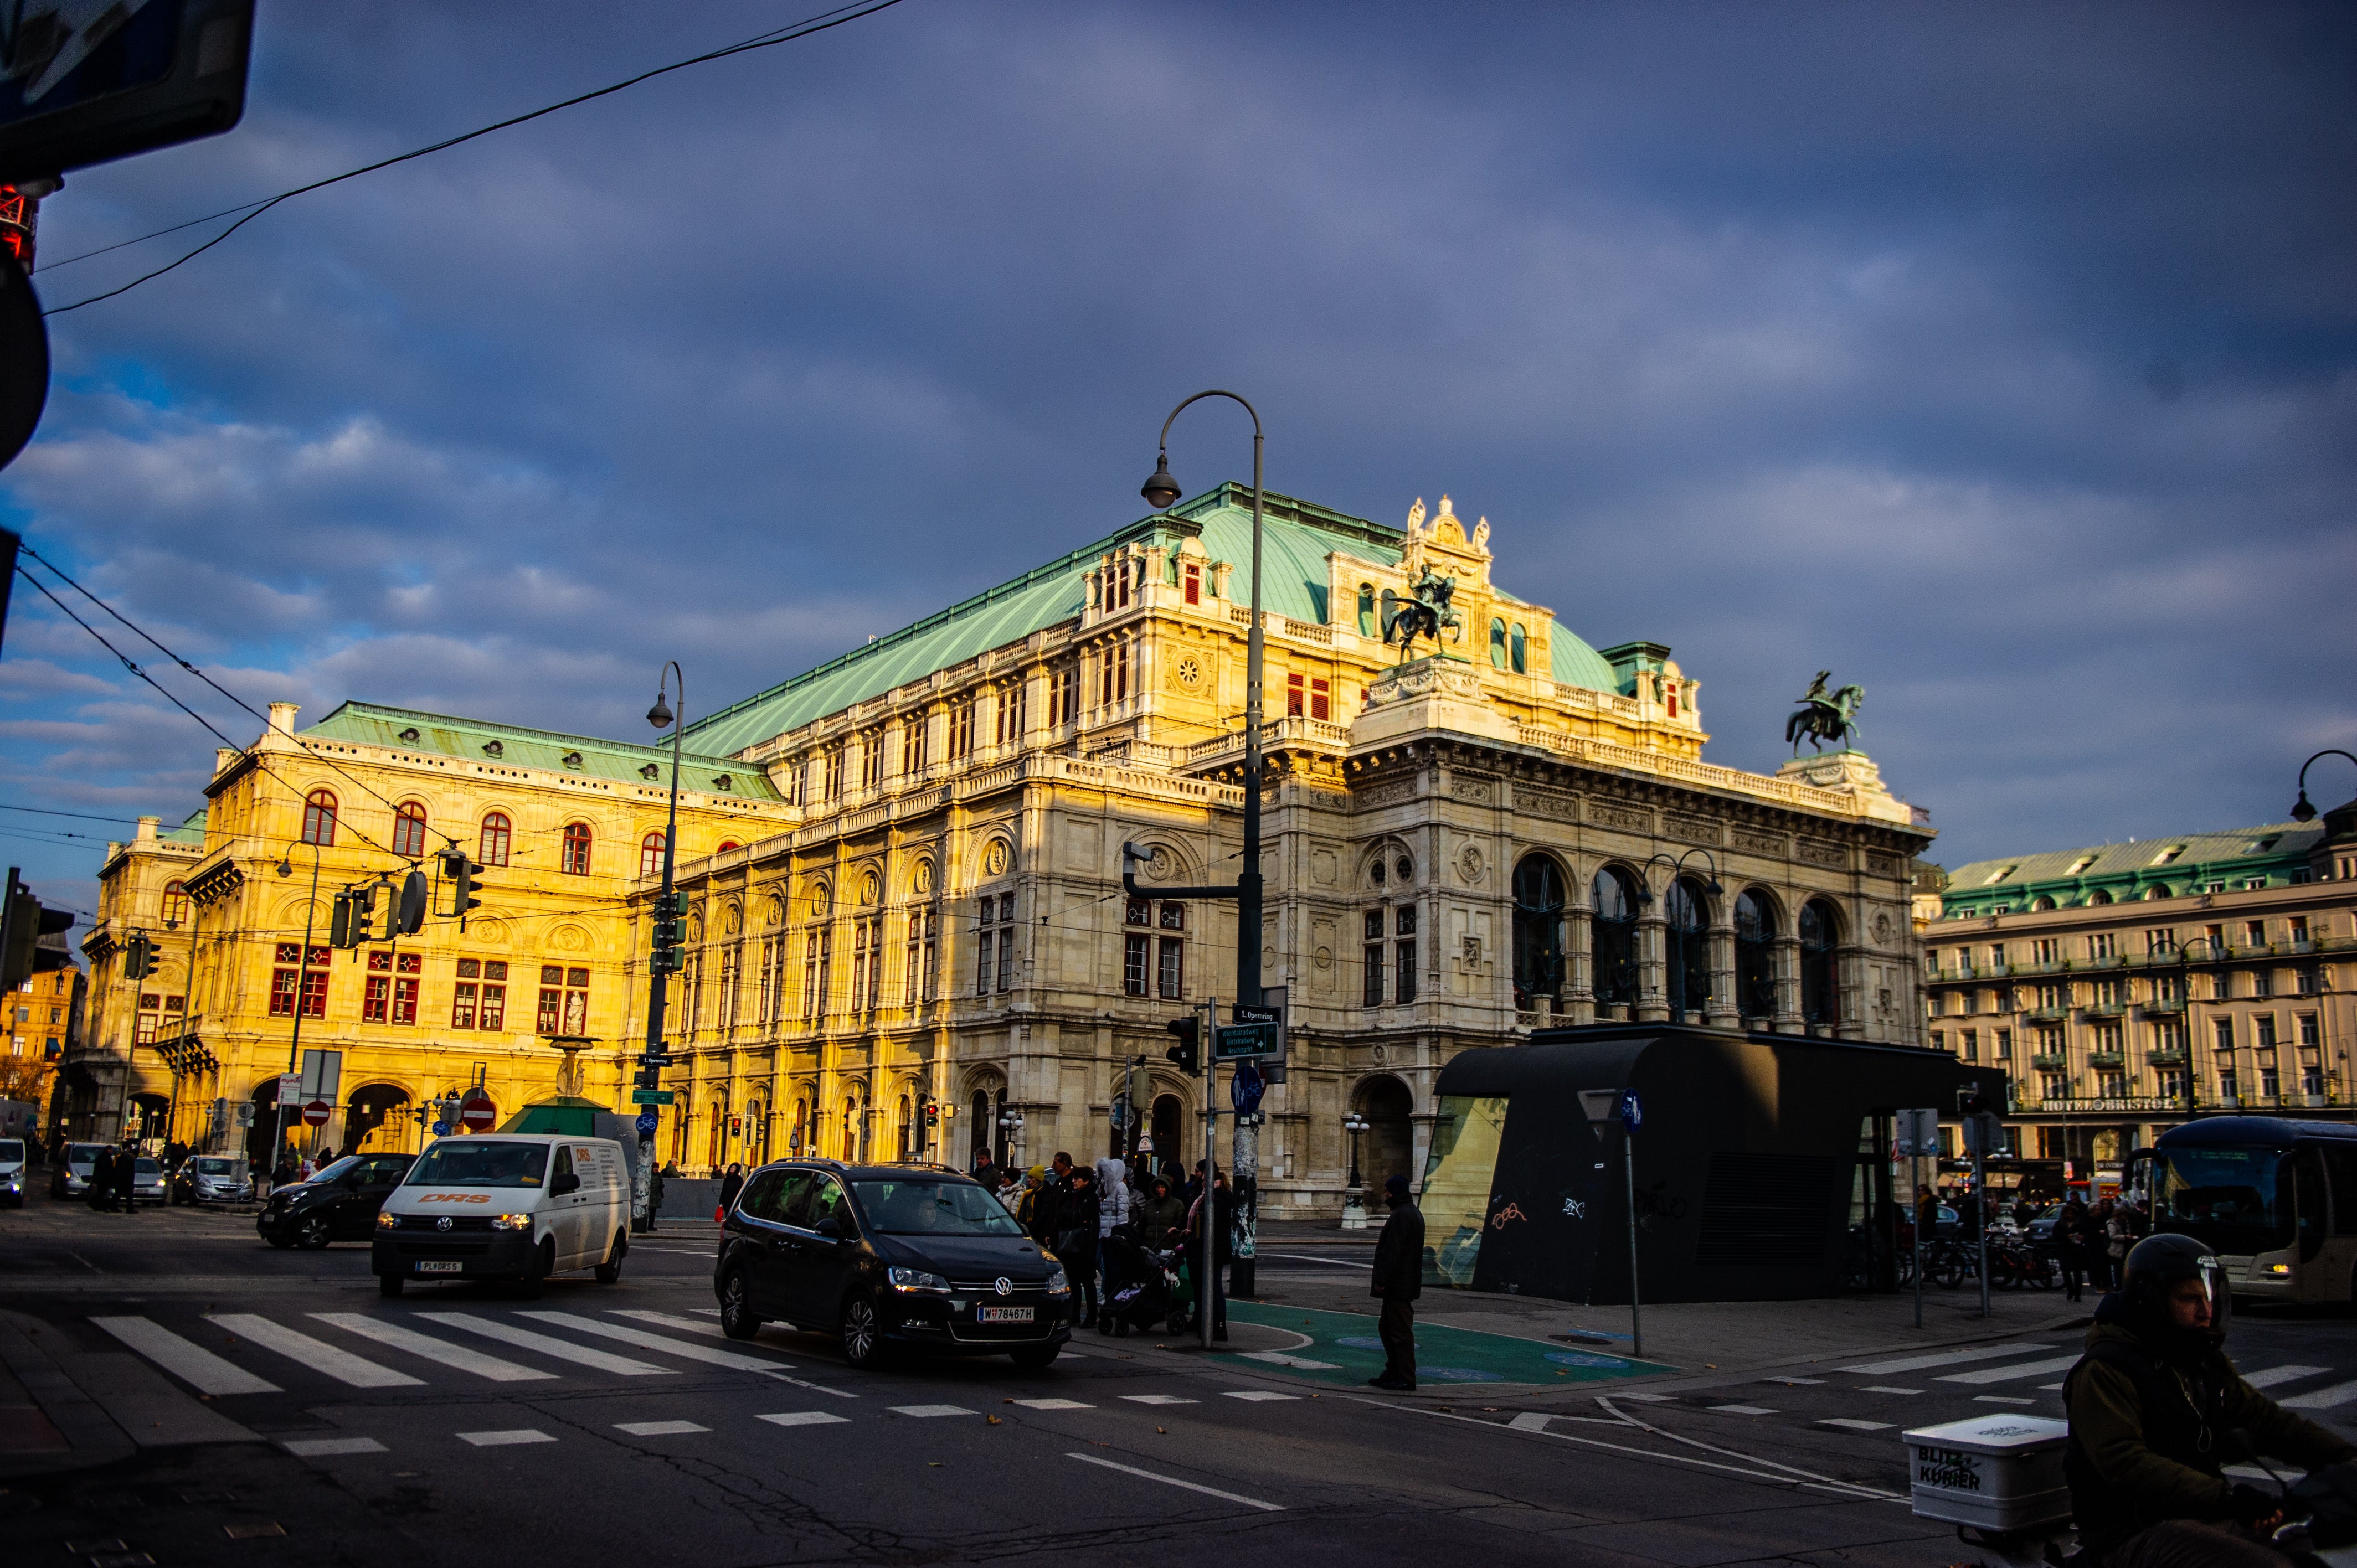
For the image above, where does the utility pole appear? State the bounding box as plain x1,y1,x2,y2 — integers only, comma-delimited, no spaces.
640,663,687,1234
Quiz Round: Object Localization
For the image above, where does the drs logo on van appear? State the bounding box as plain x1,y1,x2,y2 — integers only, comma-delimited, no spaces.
418,1193,492,1204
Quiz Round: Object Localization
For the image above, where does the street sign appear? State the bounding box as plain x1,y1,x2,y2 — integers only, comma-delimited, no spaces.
276,1071,300,1106
459,1092,496,1132
0,0,256,185
431,1121,451,1137
1617,1089,1643,1134
631,1089,675,1106
1108,1099,1127,1129
298,1048,342,1102
1213,1021,1279,1060
639,1053,673,1068
300,1098,330,1128
1895,1108,1939,1157
634,1111,658,1136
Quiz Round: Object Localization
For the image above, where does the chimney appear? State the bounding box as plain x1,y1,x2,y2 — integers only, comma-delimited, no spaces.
266,701,300,737
136,816,159,843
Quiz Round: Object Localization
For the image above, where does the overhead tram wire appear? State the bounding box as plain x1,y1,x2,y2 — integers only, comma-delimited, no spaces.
39,0,910,316
0,803,150,824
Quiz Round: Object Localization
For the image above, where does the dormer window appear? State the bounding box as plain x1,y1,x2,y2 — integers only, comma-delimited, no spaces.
482,740,504,759
1985,864,2018,885
2153,845,2185,865
398,726,420,745
562,751,584,770
2244,835,2280,854
640,763,660,781
2067,855,2097,875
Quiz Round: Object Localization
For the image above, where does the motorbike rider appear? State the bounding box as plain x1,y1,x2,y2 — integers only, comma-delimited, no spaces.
2064,1232,2357,1566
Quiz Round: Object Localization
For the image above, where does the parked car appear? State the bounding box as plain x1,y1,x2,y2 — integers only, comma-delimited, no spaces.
50,1142,106,1199
372,1134,630,1297
257,1152,416,1250
172,1154,253,1206
0,1137,24,1206
129,1155,166,1205
713,1159,1072,1370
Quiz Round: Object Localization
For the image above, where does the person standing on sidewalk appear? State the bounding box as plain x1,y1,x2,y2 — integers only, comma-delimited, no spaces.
1368,1174,1423,1391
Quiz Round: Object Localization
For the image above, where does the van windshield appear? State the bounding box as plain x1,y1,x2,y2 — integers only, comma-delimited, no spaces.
406,1141,548,1188
0,1139,22,1161
851,1179,1025,1236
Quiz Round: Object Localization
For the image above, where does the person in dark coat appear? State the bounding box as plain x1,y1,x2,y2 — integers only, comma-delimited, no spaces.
1368,1174,1423,1391
1056,1167,1102,1327
645,1161,666,1233
1136,1177,1186,1249
113,1141,138,1212
88,1143,116,1211
717,1162,745,1216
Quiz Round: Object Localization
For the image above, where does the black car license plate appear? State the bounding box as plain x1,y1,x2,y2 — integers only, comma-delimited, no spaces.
976,1305,1033,1324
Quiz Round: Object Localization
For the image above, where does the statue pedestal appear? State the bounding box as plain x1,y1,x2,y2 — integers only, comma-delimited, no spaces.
1778,750,1887,796
1351,655,1516,747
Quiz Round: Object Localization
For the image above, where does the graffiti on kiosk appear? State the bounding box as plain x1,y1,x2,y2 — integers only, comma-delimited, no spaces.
1560,1198,1587,1219
1487,1201,1529,1230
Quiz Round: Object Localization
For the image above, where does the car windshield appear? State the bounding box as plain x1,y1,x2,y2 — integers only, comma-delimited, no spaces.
2155,1144,2291,1255
0,1139,22,1161
68,1145,102,1166
194,1158,236,1175
307,1157,361,1184
135,1158,161,1175
405,1141,547,1188
851,1179,1025,1236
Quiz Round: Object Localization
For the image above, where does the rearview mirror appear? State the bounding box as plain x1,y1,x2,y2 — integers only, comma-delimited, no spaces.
550,1172,582,1197
813,1216,843,1240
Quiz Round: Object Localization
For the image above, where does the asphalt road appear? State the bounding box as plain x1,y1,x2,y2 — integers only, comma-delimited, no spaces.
7,1185,2354,1568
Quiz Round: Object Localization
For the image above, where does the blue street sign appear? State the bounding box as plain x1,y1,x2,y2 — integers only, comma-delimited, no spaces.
1618,1089,1643,1134
635,1111,659,1135
431,1120,451,1137
1230,1058,1265,1115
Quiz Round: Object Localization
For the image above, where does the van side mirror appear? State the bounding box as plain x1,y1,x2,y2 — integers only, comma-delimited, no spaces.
550,1172,581,1196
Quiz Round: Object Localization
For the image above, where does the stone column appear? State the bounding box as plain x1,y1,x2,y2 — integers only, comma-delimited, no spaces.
1706,921,1740,1030
1772,935,1803,1033
1635,913,1669,1023
1836,946,1867,1041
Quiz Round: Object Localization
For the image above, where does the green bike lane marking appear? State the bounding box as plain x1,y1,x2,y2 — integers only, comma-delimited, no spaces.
1213,1301,1676,1386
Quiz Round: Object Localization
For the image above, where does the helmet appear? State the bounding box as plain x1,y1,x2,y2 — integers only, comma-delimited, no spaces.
2122,1231,2231,1349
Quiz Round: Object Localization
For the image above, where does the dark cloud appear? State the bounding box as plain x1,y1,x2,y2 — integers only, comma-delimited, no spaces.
1,0,2351,907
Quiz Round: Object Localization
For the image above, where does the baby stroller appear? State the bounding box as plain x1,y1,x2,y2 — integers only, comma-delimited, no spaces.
1101,1234,1182,1336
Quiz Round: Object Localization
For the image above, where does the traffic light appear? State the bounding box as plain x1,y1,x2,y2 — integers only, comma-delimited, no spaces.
441,846,483,924
330,891,353,948
649,890,686,974
393,869,428,937
922,1098,940,1129
1958,1088,1991,1117
1165,1015,1201,1075
333,883,376,948
122,931,153,981
0,869,73,992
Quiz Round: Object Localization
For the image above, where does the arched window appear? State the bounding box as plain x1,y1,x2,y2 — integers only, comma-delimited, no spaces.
1734,889,1777,1020
1378,587,1398,639
301,790,337,847
561,822,593,876
717,840,739,853
479,812,512,867
640,832,665,877
392,802,428,860
897,1093,913,1160
2031,895,2057,912
1665,878,1712,1016
970,1090,989,1169
2143,884,2170,901
1591,866,1638,1007
1489,618,1507,669
2086,889,2113,906
161,881,190,927
1511,855,1565,1009
1356,584,1376,636
1509,623,1527,674
1799,898,1841,1026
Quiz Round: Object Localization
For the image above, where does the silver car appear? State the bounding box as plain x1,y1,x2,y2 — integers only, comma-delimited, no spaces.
173,1154,253,1205
51,1142,105,1198
131,1156,167,1206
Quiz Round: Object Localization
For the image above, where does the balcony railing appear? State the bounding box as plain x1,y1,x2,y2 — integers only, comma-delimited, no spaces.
2087,1050,2126,1069
2147,1048,2188,1067
2139,997,2186,1015
2080,1002,2127,1019
2026,1005,2071,1023
2030,1053,2068,1070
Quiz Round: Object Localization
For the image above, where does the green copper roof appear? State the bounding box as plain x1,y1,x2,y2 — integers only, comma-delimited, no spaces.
1938,821,2322,913
300,702,783,801
686,484,1623,756
161,810,207,845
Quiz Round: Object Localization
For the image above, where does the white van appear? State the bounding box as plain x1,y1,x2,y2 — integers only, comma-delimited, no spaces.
371,1133,630,1298
0,1137,25,1206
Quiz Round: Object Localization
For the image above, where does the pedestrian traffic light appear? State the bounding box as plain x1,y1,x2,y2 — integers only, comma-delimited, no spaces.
441,846,483,924
121,931,153,981
1958,1087,1991,1117
649,890,686,974
922,1098,940,1129
1165,1015,1201,1075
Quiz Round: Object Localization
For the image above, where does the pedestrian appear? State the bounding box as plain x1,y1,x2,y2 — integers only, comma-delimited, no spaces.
1029,1152,1073,1248
1013,1164,1046,1230
1369,1174,1423,1391
2106,1202,2135,1291
646,1160,666,1233
1094,1154,1130,1332
1058,1167,1101,1327
113,1141,138,1212
89,1143,116,1211
1137,1175,1185,1250
718,1162,745,1219
2057,1196,2091,1302
1187,1168,1232,1342
271,1152,295,1196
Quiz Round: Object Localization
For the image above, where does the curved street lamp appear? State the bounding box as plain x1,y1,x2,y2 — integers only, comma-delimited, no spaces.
635,662,685,1230
1636,849,1724,906
272,837,323,1168
2289,749,2357,824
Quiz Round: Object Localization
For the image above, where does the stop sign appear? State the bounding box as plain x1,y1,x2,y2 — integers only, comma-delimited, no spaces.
459,1092,496,1132
301,1099,331,1128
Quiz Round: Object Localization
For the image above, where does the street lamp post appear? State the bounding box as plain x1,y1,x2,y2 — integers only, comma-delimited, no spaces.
1341,1111,1370,1230
999,1107,1025,1171
641,662,686,1234
272,839,322,1173
2288,750,2357,828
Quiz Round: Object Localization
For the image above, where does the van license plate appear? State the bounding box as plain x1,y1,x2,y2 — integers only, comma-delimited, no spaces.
416,1261,464,1274
976,1306,1033,1324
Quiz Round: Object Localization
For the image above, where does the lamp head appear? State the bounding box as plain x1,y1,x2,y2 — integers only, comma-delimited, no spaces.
276,857,293,879
647,689,675,731
2291,789,2316,823
1140,452,1182,512
1707,878,1725,898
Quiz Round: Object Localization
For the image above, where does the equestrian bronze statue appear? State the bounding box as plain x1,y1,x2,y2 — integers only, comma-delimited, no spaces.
1785,670,1865,754
1386,568,1462,663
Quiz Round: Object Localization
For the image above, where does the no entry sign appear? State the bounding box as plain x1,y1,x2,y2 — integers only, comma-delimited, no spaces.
459,1092,496,1132
301,1098,331,1128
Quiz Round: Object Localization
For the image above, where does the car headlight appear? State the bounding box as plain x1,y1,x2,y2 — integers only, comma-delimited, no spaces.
376,1210,399,1230
1044,1266,1070,1296
888,1266,951,1293
490,1214,534,1231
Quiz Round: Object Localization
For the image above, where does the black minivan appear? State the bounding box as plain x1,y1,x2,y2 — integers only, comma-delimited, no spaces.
713,1160,1071,1369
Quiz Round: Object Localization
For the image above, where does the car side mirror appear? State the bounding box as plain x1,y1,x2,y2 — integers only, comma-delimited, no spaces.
813,1216,843,1240
550,1172,582,1196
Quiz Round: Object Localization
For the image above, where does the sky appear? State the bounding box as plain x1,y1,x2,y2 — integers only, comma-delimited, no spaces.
1,0,2351,920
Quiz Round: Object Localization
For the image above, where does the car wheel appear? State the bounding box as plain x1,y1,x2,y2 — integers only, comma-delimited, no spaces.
296,1214,332,1251
1010,1344,1061,1370
839,1292,887,1370
594,1231,626,1285
379,1274,404,1298
516,1239,553,1299
718,1268,761,1341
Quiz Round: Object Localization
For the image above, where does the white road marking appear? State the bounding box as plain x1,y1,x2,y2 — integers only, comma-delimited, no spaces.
1223,1391,1299,1402
606,1312,855,1397
518,1311,788,1374
310,1314,554,1383
1937,1354,2082,1386
1707,1405,1776,1415
420,1314,674,1376
1857,1385,1923,1395
1612,1392,1672,1402
458,1429,555,1447
1066,1452,1283,1512
2242,1364,2332,1390
1974,1396,2035,1406
615,1420,708,1436
1232,1351,1341,1370
2280,1379,2357,1411
89,1316,281,1396
281,1437,385,1456
205,1314,422,1389
1762,1377,1825,1386
758,1411,850,1427
890,1405,975,1418
1819,1419,1893,1431
1122,1395,1200,1405
1507,1412,1554,1432
1013,1398,1094,1410
1836,1342,2055,1375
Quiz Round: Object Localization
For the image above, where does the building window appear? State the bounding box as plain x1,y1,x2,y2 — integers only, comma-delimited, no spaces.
1104,554,1133,611
2087,932,2116,960
1510,624,1527,675
451,957,508,1029
1799,899,1841,1025
1363,910,1385,1008
904,908,936,1004
801,930,831,1019
976,894,1016,995
392,802,428,859
537,964,589,1035
1048,665,1079,729
1125,931,1150,998
480,812,512,867
2253,969,2273,999
1994,1028,2013,1062
949,700,974,760
2032,937,2059,965
995,682,1027,747
640,832,665,878
1592,866,1639,1007
1287,672,1305,716
1309,678,1330,720
1356,583,1375,636
1734,889,1777,1019
1157,901,1184,1000
1511,855,1566,1009
135,993,160,1044
362,949,421,1024
161,881,190,926
903,715,929,775
1665,877,1711,1016
1184,562,1202,606
1394,904,1418,1005
561,823,593,876
301,790,337,847
2298,1012,2319,1049
1097,639,1131,708
270,942,329,1018
1489,618,1507,669
1961,1029,1978,1062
